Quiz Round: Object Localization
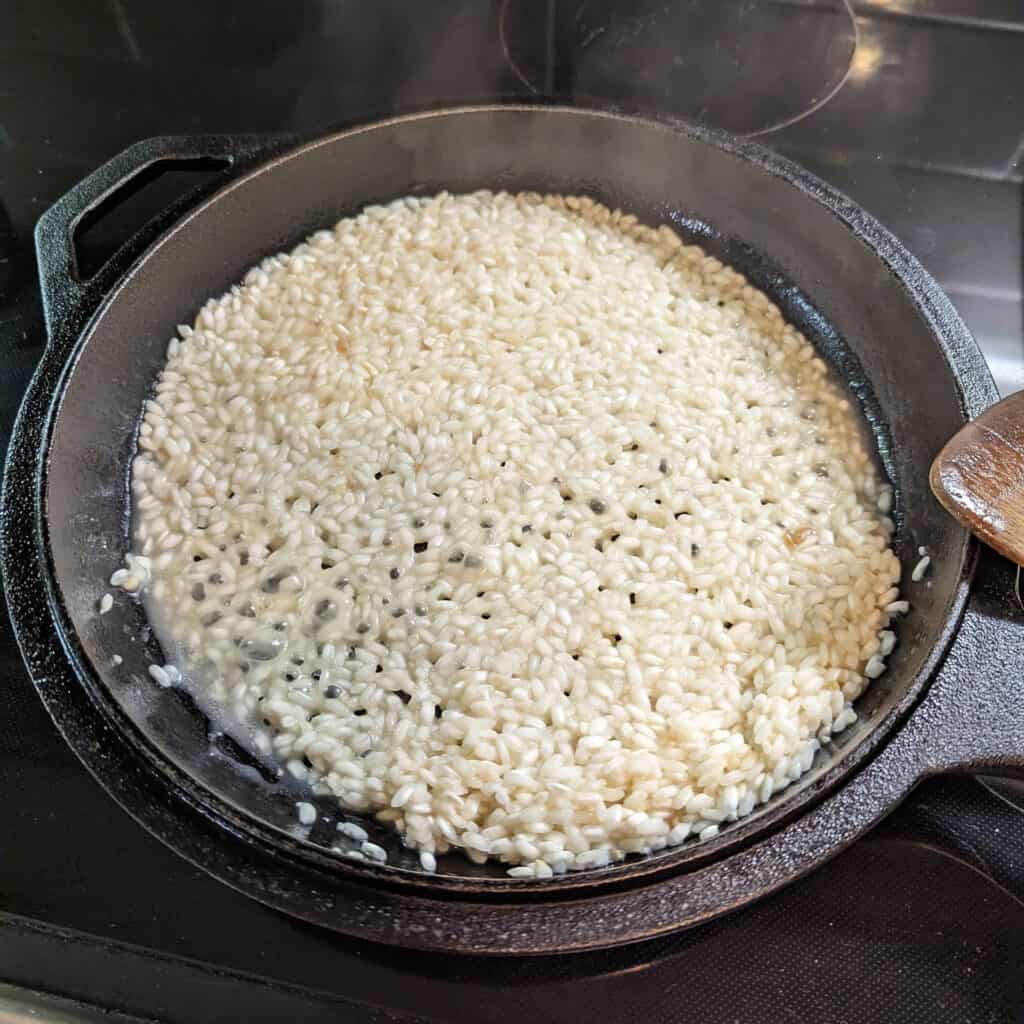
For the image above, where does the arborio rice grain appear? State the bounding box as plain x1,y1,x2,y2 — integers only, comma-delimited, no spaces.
122,191,905,877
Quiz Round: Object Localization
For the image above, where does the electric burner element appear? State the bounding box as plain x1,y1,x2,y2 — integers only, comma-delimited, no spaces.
501,0,857,136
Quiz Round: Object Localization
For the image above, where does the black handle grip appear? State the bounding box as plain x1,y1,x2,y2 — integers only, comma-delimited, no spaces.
916,546,1024,777
33,134,278,352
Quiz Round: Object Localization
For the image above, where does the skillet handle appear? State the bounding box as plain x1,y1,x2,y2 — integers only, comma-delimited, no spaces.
33,135,277,352
914,545,1024,777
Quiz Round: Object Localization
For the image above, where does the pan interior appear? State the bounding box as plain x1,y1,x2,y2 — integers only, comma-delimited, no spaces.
42,109,973,889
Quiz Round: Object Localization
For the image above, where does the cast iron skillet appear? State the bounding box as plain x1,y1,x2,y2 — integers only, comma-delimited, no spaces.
4,106,1024,955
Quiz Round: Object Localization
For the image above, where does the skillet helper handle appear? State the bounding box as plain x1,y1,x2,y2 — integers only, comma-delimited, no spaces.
34,135,272,352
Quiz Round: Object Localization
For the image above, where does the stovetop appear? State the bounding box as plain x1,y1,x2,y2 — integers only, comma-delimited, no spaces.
2,2,1023,1021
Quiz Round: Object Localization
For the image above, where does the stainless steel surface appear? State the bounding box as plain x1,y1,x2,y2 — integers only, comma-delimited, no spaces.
0,983,154,1024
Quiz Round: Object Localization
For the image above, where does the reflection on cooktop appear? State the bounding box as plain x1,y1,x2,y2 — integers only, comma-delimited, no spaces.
501,0,857,135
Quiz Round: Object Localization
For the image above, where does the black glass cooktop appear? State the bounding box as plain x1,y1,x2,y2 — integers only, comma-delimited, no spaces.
2,2,1023,1021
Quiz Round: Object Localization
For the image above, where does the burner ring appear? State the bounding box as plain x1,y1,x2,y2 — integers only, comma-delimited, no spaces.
500,0,858,137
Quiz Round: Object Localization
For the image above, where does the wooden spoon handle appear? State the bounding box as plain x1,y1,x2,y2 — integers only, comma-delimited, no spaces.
930,391,1024,567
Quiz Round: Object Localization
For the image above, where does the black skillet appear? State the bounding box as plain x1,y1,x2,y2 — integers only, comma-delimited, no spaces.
4,106,1024,955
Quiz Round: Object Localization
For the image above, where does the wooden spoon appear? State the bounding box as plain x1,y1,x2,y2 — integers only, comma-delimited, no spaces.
930,392,1024,567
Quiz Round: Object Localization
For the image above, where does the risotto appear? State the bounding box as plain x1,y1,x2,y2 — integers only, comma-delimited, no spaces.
119,191,903,877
